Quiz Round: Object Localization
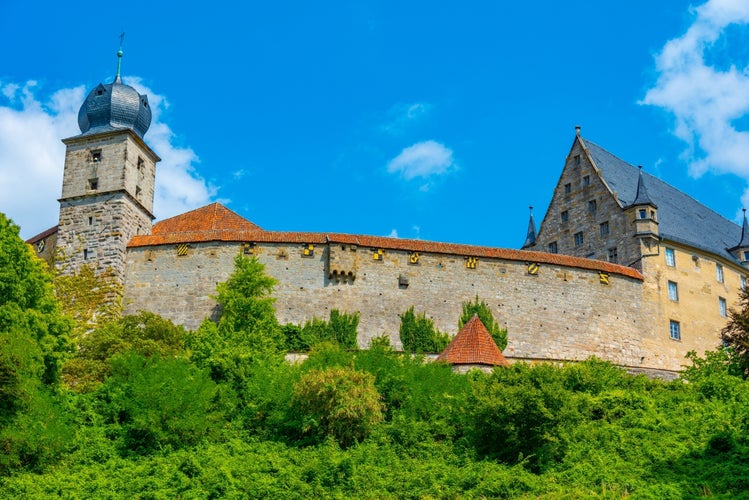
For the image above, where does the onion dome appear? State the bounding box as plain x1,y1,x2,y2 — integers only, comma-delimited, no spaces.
77,48,151,138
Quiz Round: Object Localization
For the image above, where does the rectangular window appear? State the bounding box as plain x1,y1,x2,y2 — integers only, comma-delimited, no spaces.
88,178,98,190
561,210,569,223
582,175,590,187
83,249,89,260
91,149,102,162
668,281,679,302
669,320,681,341
742,275,747,290
564,183,571,194
665,248,675,267
719,297,727,317
716,264,724,283
574,231,584,247
574,154,581,166
588,200,597,213
639,208,647,219
88,216,93,226
608,247,618,264
600,221,609,237
548,241,558,254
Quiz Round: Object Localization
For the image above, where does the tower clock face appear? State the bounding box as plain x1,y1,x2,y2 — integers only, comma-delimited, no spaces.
36,239,45,252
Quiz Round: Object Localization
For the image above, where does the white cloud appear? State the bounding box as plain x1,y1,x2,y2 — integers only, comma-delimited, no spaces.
380,102,431,135
386,140,456,183
387,229,399,238
641,0,749,207
0,77,216,239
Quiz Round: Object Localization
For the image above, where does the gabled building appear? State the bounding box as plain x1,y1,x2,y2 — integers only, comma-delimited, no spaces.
528,127,747,366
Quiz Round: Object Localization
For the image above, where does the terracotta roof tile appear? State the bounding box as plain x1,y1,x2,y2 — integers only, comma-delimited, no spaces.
436,314,509,367
152,202,262,234
127,203,643,281
26,225,59,244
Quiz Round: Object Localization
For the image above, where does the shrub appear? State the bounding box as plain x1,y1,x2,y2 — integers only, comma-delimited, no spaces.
399,306,449,353
292,366,383,447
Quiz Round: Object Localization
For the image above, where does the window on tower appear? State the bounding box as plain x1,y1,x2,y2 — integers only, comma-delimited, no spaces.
88,178,98,191
91,150,102,162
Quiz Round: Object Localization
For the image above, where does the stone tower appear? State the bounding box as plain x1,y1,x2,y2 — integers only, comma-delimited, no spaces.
56,48,160,288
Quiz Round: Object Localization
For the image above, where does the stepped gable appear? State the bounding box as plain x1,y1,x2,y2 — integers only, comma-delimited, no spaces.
584,139,742,263
436,314,509,367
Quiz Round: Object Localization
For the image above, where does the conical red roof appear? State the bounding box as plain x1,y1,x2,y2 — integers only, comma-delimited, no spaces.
437,314,509,367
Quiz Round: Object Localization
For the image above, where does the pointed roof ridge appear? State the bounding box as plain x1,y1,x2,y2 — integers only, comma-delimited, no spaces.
629,166,657,208
152,202,263,234
436,314,509,367
522,206,537,249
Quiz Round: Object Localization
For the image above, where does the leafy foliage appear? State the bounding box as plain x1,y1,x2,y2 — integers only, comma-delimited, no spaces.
0,213,71,386
97,353,220,454
398,306,449,353
721,285,749,377
292,366,383,447
288,309,360,351
213,255,283,352
54,264,122,334
62,311,189,392
458,295,507,350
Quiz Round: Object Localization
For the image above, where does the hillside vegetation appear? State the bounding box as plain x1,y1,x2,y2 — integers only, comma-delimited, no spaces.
1,213,748,499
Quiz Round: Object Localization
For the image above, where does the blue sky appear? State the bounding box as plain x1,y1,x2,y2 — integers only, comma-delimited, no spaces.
2,1,749,248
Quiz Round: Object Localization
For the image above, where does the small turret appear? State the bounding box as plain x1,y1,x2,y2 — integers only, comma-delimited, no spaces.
625,166,659,249
729,209,749,267
522,206,537,249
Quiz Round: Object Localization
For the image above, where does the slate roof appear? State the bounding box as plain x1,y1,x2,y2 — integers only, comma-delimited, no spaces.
584,139,743,264
128,203,643,280
436,314,509,367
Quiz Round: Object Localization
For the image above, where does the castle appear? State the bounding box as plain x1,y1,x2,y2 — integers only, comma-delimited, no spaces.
26,55,749,376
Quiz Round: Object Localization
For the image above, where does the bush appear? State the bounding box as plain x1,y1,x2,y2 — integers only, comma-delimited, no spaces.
99,353,220,454
288,309,360,351
292,366,383,447
399,306,449,353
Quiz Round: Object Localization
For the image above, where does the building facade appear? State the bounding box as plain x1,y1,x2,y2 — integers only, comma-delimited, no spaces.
25,63,748,376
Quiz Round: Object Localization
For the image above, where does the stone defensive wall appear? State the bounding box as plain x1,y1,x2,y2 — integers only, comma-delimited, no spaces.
125,229,658,369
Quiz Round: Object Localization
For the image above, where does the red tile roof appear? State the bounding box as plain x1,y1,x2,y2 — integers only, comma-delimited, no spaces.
127,203,643,281
152,202,262,234
437,314,509,367
25,225,59,244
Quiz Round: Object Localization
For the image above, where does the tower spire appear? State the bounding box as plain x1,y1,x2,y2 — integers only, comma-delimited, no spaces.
522,205,537,249
630,166,657,208
115,32,125,83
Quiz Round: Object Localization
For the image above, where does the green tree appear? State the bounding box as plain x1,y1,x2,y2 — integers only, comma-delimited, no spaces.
99,352,220,454
0,213,72,472
214,255,283,352
292,366,384,447
0,213,71,386
399,306,449,353
290,309,360,351
721,286,749,377
458,295,507,351
62,311,189,392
